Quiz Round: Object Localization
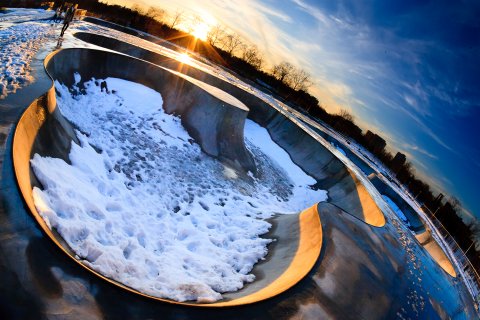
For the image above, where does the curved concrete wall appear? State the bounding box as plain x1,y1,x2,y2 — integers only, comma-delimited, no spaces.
82,17,178,51
46,48,255,173
368,173,456,276
73,33,386,227
369,174,424,232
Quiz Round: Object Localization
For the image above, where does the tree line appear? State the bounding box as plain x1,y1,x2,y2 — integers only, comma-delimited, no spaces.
8,0,479,270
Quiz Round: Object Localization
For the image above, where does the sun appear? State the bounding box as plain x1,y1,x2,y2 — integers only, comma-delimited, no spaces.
191,23,209,41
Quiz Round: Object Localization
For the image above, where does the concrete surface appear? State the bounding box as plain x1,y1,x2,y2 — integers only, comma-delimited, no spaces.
369,173,457,277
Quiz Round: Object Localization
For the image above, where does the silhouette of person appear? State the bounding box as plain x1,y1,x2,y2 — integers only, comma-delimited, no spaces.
48,7,61,24
55,7,63,23
100,81,110,94
60,5,77,37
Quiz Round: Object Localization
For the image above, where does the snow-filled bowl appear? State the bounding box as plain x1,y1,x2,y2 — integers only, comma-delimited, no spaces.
13,48,328,305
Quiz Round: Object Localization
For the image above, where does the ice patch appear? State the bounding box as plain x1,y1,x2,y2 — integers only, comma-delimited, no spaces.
31,77,327,302
383,195,411,228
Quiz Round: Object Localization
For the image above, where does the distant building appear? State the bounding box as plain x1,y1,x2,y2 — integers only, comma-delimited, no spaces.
390,152,406,173
364,130,386,155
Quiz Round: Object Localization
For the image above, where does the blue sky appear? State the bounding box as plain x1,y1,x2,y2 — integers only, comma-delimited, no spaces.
110,0,480,223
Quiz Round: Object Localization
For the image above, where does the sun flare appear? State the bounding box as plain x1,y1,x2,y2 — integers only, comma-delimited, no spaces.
191,23,209,41
178,53,191,64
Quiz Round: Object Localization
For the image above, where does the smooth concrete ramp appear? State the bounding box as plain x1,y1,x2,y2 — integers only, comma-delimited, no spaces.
416,229,457,277
13,48,323,306
368,173,456,277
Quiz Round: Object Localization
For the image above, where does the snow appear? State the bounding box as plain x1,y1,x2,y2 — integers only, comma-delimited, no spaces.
336,146,347,156
246,120,312,184
31,77,327,302
330,142,347,157
0,21,54,99
382,195,411,228
0,8,52,24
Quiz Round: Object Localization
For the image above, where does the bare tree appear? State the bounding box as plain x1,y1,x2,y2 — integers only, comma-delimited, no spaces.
468,221,480,250
185,14,203,33
242,44,263,69
272,61,294,83
338,109,354,122
145,7,165,20
130,4,146,26
207,24,226,47
397,161,415,184
221,33,244,56
131,4,145,15
288,68,312,91
144,7,165,30
169,9,184,29
449,197,461,211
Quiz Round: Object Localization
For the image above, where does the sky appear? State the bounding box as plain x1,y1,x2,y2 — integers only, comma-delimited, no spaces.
106,0,480,224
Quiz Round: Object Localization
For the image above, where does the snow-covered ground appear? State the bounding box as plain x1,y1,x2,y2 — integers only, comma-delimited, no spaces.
0,8,52,24
0,21,54,98
31,76,327,302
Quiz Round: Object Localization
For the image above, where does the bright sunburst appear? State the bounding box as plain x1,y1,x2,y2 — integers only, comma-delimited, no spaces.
191,23,209,41
178,52,191,64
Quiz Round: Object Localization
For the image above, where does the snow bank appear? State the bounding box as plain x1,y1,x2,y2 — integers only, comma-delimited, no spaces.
0,8,51,23
0,22,54,99
245,120,328,209
31,77,327,302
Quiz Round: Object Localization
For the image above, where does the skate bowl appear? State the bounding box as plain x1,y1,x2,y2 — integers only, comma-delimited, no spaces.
12,48,326,306
11,47,390,305
369,174,426,233
324,135,376,176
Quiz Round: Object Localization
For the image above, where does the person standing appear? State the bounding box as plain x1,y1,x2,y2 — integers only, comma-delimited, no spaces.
55,6,63,23
60,5,77,37
49,6,61,24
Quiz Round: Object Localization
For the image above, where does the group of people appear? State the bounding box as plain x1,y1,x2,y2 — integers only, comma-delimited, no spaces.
49,4,78,37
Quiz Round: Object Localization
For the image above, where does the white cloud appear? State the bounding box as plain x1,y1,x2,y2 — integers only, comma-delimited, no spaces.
406,144,439,160
290,0,331,26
